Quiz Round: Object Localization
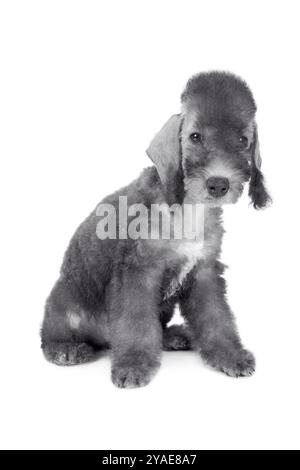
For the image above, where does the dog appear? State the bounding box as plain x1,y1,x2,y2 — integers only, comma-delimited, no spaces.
41,71,271,388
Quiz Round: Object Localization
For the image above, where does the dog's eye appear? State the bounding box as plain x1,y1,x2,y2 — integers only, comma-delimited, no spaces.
190,133,202,143
239,136,248,148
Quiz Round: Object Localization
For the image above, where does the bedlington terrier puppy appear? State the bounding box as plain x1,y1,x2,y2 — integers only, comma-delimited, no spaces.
41,71,271,388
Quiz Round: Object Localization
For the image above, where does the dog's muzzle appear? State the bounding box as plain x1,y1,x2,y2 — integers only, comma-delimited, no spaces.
206,177,229,198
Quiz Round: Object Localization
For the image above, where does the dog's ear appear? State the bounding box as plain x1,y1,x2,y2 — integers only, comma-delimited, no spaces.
248,124,272,209
146,114,184,203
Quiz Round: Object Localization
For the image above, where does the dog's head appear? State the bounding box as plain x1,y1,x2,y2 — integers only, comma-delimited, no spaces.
147,71,271,208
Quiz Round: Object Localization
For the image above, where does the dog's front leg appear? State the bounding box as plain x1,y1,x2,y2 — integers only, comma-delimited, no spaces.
109,268,162,388
180,262,255,377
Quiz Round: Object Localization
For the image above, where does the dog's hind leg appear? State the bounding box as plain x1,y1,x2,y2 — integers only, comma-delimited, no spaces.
42,341,96,366
162,324,192,351
41,277,108,366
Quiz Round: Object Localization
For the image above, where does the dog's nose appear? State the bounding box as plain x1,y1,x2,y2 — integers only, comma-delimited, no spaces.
206,177,229,198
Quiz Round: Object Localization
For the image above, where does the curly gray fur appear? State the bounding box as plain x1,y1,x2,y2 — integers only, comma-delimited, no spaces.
41,71,270,387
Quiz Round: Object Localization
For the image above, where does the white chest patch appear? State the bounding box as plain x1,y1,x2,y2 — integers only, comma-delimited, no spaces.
164,240,204,299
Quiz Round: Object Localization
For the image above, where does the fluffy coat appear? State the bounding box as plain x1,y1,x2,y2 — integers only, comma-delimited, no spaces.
41,71,271,388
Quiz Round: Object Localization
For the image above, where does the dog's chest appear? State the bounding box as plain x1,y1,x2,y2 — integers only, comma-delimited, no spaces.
164,239,204,299
163,215,222,298
144,205,223,298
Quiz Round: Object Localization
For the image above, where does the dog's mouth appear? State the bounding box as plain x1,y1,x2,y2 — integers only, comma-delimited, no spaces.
203,194,231,206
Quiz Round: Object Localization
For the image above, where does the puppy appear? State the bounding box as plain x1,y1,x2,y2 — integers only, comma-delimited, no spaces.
41,71,271,388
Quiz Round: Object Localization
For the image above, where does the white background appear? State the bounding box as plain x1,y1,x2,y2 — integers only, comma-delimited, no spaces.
0,0,299,450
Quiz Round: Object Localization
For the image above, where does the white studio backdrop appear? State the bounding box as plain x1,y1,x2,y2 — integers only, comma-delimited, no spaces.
0,0,299,450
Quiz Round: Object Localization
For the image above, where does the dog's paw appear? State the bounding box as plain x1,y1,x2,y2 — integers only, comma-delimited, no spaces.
42,341,96,366
111,354,160,388
163,324,192,351
202,347,256,378
220,349,256,378
111,365,152,388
